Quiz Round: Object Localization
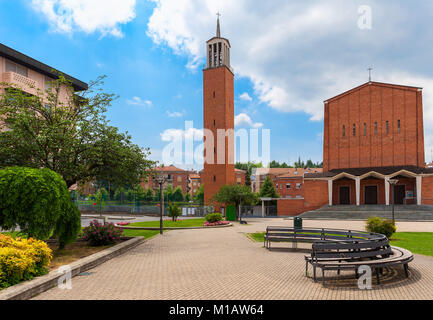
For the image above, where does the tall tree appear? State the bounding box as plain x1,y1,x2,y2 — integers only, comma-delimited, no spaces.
0,75,154,188
212,184,258,220
259,176,280,198
194,184,204,204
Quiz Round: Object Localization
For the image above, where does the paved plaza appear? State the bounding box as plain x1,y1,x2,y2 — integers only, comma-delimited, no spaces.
34,218,433,300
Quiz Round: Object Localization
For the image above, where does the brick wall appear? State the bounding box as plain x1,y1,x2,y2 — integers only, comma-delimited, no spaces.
202,66,235,208
422,176,433,205
277,199,305,216
324,83,425,171
303,180,329,211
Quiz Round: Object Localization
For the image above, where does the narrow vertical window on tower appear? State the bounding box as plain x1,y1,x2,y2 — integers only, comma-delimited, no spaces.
208,45,212,68
213,175,216,182
364,123,367,136
218,42,222,65
353,124,356,136
213,43,217,67
386,121,389,134
374,122,378,135
213,91,215,98
342,125,346,137
398,119,401,133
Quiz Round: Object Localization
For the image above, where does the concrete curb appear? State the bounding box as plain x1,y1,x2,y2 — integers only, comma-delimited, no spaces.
116,223,233,230
0,237,145,300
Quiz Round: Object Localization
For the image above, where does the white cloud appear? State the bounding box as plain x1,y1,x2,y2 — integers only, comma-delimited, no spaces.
235,113,263,128
160,127,203,142
166,110,185,117
239,92,252,101
126,96,152,107
31,0,136,37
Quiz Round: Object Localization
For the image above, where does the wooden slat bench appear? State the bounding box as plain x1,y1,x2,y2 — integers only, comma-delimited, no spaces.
264,226,413,286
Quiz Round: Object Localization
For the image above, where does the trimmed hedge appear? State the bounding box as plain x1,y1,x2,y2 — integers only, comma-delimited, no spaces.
0,167,81,248
0,234,52,289
205,213,223,223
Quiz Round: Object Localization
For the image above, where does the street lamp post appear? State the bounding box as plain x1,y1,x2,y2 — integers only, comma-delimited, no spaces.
389,179,399,225
155,175,166,235
239,193,247,225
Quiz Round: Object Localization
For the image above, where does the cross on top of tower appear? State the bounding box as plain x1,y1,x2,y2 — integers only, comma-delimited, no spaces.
216,12,221,38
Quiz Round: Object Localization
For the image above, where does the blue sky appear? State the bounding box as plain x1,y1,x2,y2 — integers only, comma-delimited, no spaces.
1,0,433,169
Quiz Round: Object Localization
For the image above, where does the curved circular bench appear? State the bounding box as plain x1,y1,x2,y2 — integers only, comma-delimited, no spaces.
264,226,413,286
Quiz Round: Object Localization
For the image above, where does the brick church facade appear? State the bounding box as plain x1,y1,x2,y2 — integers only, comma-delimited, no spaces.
297,81,433,215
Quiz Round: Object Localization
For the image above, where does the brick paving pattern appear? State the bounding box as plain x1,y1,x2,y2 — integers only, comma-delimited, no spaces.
33,218,433,300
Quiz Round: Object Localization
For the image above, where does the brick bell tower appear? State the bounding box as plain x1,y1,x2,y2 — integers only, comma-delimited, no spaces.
202,16,235,208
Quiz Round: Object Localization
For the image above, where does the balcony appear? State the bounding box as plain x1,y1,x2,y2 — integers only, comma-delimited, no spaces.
2,72,38,95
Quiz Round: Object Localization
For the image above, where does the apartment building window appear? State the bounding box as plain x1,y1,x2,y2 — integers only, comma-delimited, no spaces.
397,120,401,133
177,176,182,182
342,125,346,137
296,183,301,189
374,122,378,135
364,123,367,136
280,184,282,189
353,124,356,136
386,121,389,134
286,183,291,189
5,60,28,77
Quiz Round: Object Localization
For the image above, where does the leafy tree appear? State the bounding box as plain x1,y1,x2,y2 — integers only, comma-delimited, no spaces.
259,176,280,198
164,184,174,201
134,185,146,201
172,187,184,202
235,161,263,186
114,187,126,202
0,75,154,188
100,187,109,201
212,184,258,220
144,188,154,201
194,184,204,204
167,203,182,221
185,192,191,202
0,167,80,248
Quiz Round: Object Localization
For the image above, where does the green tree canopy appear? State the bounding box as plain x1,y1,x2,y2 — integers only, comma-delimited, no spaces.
235,161,263,186
259,176,280,198
212,184,258,220
194,184,204,204
0,75,154,188
171,187,184,202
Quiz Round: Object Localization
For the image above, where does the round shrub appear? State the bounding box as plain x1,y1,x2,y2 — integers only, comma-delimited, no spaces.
366,216,396,239
0,167,81,248
0,234,52,289
82,220,123,246
205,213,223,223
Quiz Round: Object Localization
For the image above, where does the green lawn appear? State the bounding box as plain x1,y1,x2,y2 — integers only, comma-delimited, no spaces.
246,231,433,257
121,229,160,239
390,232,433,257
127,218,205,228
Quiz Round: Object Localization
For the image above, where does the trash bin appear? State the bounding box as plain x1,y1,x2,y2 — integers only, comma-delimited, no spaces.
294,217,302,229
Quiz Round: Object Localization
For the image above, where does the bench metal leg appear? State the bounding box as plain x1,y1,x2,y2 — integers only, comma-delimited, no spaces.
404,264,409,278
322,269,326,287
355,268,359,279
305,261,309,277
313,265,317,282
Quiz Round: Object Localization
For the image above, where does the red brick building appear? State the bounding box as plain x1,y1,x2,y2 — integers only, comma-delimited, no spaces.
201,18,235,207
141,165,191,195
189,173,201,197
302,81,433,211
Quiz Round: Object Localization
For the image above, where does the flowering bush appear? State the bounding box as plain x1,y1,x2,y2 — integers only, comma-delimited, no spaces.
204,220,231,227
116,221,130,226
0,234,52,289
82,220,123,246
